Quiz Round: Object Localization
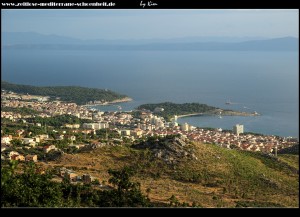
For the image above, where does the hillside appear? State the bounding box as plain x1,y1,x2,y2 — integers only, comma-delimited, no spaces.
44,137,299,207
1,81,129,105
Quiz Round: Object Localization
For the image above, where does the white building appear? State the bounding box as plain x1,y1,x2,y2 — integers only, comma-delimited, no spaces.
83,123,95,129
120,130,131,136
181,123,189,131
1,136,11,144
99,122,109,129
83,122,109,130
233,124,244,136
154,107,164,113
22,138,34,144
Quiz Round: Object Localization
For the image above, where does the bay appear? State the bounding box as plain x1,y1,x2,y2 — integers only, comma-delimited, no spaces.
2,49,298,138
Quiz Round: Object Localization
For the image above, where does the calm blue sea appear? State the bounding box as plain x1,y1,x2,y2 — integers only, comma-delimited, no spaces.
2,49,299,138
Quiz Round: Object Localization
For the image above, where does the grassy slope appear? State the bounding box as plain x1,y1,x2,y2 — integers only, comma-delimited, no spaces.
43,143,299,207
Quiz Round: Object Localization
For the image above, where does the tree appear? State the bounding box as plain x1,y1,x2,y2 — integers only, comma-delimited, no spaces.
10,139,23,147
97,166,151,207
1,161,64,207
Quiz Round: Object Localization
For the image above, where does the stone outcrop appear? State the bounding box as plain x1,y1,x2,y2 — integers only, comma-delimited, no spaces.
134,137,197,164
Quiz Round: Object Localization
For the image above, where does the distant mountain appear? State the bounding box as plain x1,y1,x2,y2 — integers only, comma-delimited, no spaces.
2,32,268,45
2,32,83,45
2,32,298,51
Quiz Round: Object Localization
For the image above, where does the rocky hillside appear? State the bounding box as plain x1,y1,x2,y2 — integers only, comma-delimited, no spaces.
44,137,299,207
133,136,198,164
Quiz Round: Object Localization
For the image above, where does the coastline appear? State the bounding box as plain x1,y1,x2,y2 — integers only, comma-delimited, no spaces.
82,97,133,107
175,109,259,119
208,109,260,117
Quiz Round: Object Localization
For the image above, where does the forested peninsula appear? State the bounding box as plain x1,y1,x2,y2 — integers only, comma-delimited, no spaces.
1,81,131,105
137,102,258,121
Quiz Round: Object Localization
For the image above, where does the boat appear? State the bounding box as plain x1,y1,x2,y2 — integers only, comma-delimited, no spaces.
225,100,232,105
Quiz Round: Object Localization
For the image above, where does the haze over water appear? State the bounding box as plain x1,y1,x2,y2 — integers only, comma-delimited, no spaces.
2,49,298,138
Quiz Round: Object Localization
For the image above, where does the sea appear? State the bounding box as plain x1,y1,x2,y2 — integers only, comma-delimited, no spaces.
2,49,299,138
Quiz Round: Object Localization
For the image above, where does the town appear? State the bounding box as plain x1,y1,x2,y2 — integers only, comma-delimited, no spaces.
1,89,298,183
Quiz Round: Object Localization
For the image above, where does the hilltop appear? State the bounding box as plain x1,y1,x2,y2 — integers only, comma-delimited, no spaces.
1,81,130,105
43,137,298,207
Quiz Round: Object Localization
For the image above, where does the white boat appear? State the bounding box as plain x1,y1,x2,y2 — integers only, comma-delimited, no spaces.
225,100,232,105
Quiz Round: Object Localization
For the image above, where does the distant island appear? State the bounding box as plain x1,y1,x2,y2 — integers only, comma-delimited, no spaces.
1,81,131,105
137,102,259,121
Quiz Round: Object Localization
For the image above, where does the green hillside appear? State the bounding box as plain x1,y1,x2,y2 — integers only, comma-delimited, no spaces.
1,81,128,105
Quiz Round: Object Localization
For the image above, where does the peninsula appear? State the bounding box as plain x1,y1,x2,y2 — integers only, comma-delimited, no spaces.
1,81,130,105
137,102,259,121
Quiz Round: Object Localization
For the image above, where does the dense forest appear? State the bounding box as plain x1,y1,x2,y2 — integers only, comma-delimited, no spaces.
1,81,128,105
137,102,218,120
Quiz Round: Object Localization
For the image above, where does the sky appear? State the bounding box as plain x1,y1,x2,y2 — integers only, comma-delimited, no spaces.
1,9,299,40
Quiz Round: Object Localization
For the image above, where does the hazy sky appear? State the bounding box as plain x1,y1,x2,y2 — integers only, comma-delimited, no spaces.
2,9,299,40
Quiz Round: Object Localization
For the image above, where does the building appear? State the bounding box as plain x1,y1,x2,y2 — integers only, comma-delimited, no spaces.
34,137,41,143
99,122,109,129
25,154,38,162
83,122,109,130
131,129,143,138
120,130,131,136
43,145,56,153
65,171,77,182
38,134,49,140
1,136,12,144
154,107,164,113
10,154,25,161
181,123,189,131
64,124,80,129
82,174,95,184
83,123,95,129
8,151,20,158
233,124,244,136
22,138,34,144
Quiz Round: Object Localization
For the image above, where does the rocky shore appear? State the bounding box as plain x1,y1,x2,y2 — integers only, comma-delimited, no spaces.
176,109,259,118
208,109,260,116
